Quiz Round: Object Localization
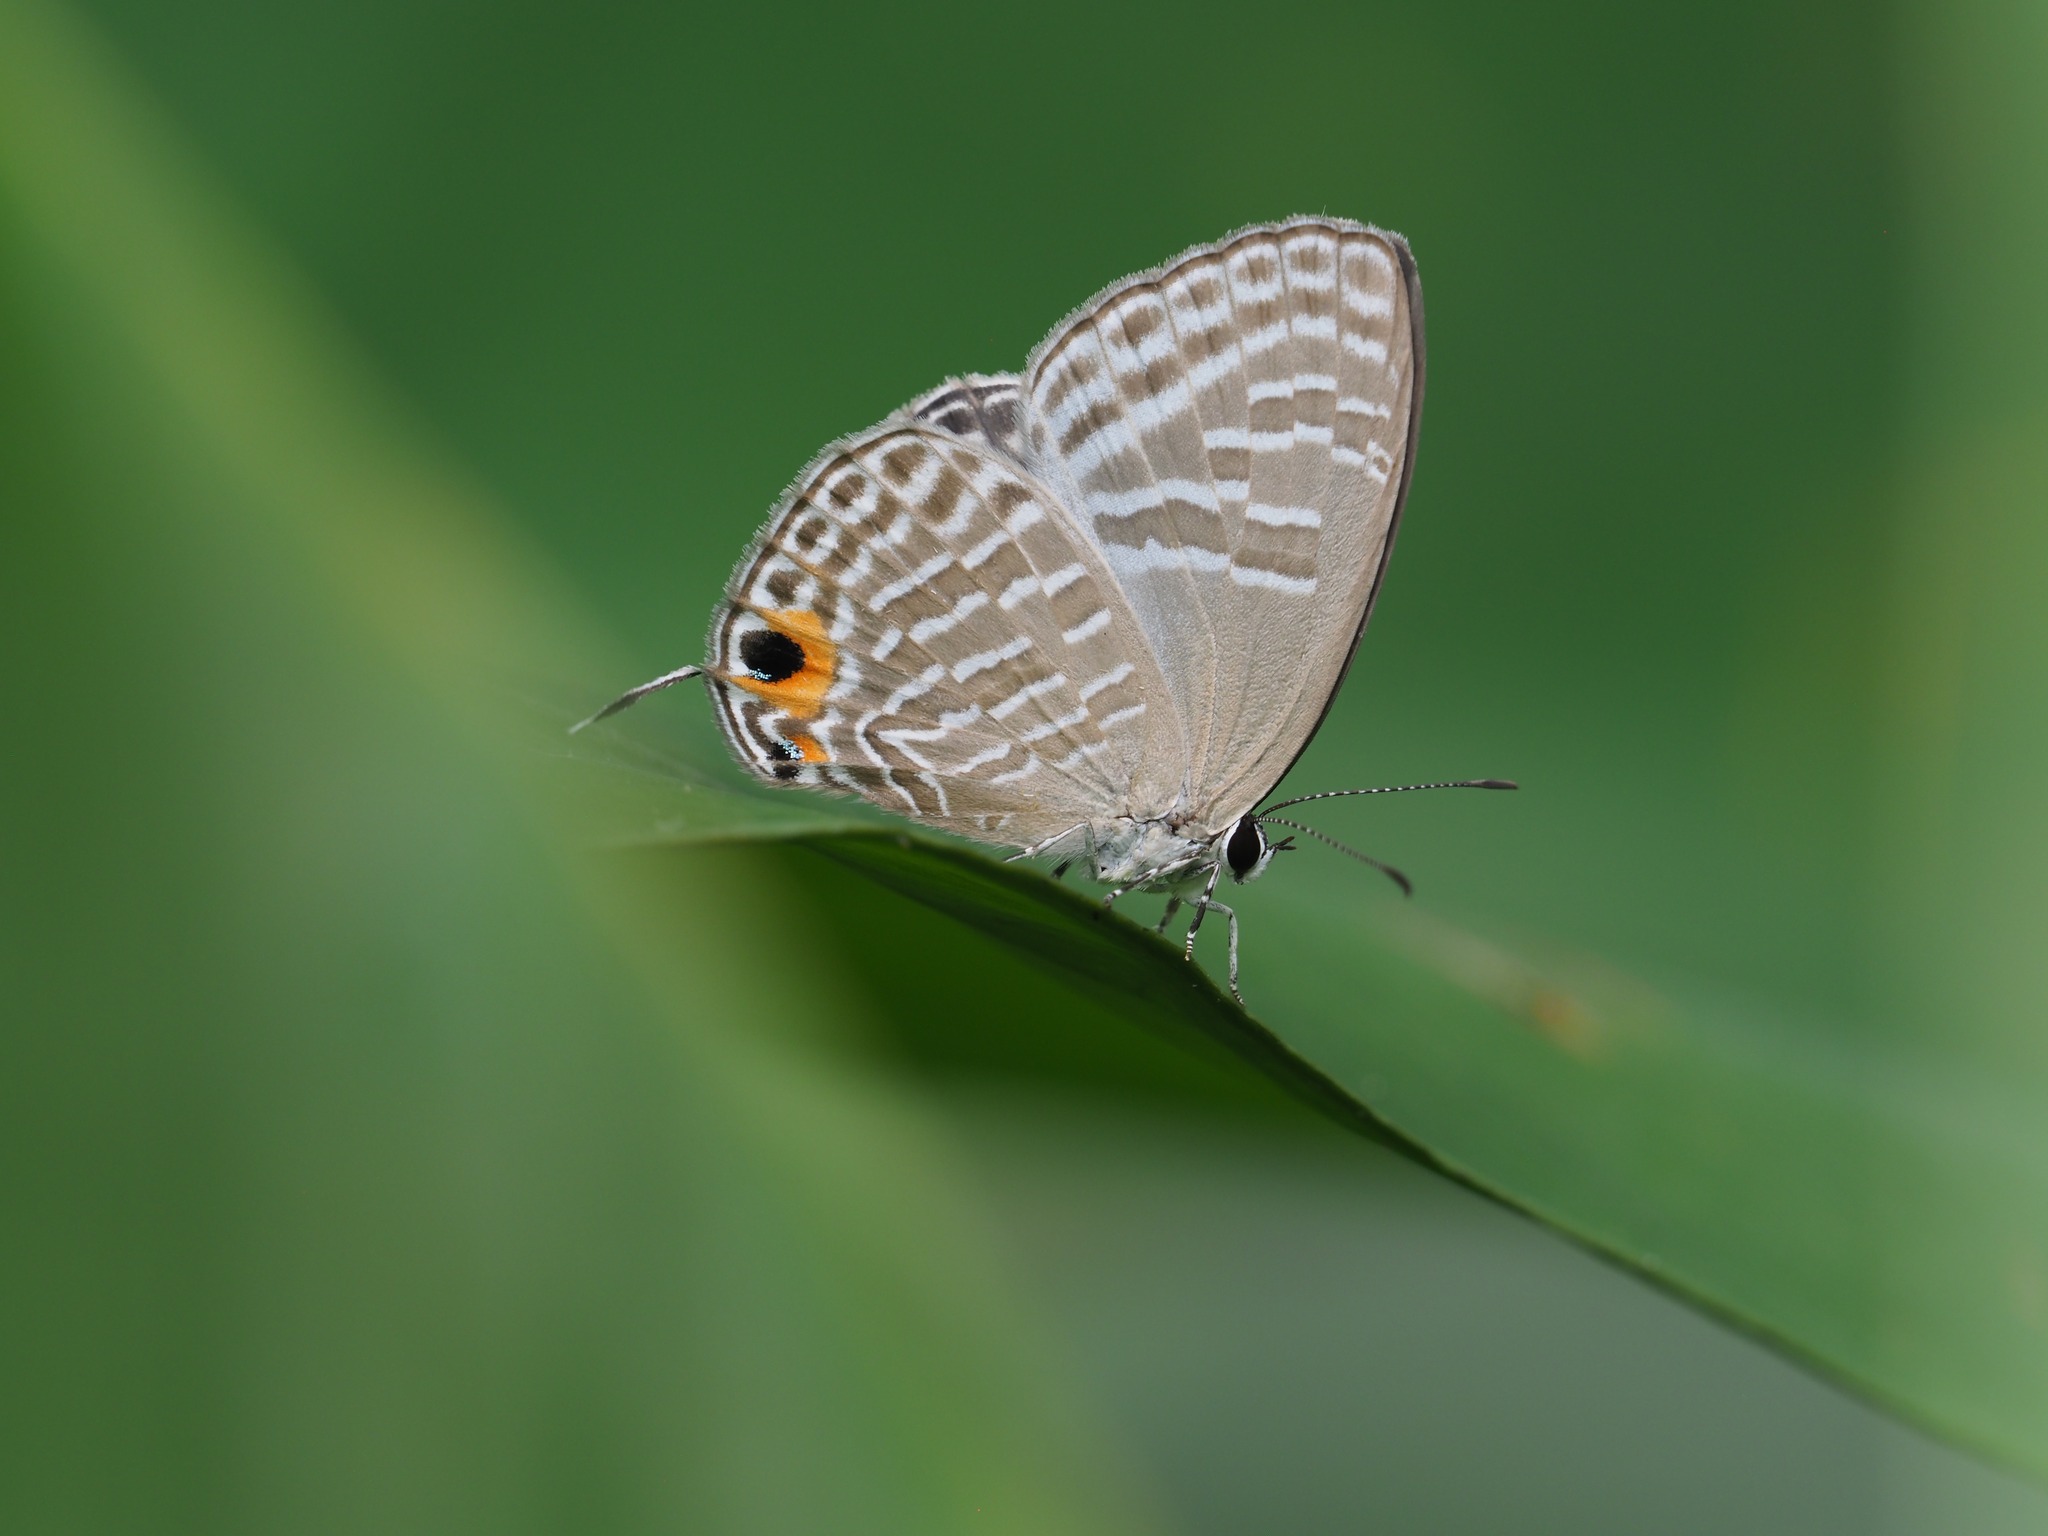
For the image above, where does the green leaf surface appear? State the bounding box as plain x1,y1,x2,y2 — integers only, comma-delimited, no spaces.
12,0,2048,1507
0,5,1156,1532
614,797,2048,1480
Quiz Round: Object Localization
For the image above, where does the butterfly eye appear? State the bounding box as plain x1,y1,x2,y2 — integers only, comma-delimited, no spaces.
1225,816,1266,879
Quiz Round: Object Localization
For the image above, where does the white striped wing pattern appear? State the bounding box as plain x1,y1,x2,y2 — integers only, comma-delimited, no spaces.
710,427,1184,844
1022,217,1421,827
705,217,1422,849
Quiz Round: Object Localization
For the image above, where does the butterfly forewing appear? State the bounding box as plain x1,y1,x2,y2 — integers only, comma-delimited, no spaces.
709,425,1183,843
1021,217,1421,829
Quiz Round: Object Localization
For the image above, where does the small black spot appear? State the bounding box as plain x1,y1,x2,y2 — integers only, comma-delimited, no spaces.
1226,816,1265,879
772,761,802,781
767,737,804,779
741,628,806,682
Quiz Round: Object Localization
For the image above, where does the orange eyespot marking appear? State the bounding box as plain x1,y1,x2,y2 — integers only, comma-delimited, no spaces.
731,609,837,719
789,732,827,764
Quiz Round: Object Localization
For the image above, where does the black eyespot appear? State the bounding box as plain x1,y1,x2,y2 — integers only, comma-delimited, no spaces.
767,736,804,780
741,628,806,682
1226,816,1265,879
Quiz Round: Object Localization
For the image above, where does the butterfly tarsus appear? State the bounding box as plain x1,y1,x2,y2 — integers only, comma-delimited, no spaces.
1178,863,1243,1004
1208,901,1243,1005
1156,896,1183,934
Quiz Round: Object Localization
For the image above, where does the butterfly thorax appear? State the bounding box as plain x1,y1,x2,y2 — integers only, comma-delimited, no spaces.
1086,817,1214,889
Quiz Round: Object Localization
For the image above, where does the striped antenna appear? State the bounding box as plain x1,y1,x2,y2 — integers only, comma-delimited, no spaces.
1259,779,1516,814
1255,814,1413,896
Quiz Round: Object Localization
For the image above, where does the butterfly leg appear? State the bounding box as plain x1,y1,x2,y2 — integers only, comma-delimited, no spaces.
1156,895,1183,933
1108,852,1204,913
1181,861,1225,962
1006,822,1089,866
1206,900,1243,1005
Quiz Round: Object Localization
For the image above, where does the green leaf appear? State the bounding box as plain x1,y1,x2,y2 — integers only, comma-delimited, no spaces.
16,0,2048,1504
0,4,1157,1532
618,803,2048,1481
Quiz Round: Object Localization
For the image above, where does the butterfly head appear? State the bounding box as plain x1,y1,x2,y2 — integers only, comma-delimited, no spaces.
1222,815,1293,885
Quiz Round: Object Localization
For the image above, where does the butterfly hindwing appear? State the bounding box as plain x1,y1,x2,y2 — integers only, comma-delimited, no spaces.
709,425,1184,843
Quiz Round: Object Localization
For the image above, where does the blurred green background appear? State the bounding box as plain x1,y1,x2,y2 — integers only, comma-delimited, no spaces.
6,0,2048,1530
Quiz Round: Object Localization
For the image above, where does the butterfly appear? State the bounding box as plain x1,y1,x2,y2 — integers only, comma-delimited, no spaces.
577,217,1512,1002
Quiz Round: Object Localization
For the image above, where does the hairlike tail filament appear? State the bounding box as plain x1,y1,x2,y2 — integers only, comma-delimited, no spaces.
568,665,705,734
